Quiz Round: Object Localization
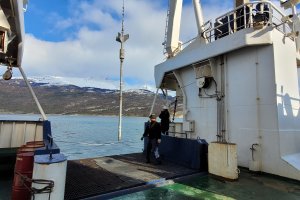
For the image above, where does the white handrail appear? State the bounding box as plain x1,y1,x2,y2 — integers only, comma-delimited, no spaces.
215,1,286,22
179,1,289,48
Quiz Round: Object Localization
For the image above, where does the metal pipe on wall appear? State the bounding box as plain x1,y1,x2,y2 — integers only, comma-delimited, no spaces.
220,55,226,142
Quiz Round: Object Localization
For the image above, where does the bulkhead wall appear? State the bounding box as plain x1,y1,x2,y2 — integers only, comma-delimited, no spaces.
226,45,278,169
175,44,278,158
174,62,218,142
272,30,300,180
173,28,300,180
221,37,300,181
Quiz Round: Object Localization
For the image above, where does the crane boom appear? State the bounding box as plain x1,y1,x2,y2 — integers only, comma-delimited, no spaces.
165,0,183,58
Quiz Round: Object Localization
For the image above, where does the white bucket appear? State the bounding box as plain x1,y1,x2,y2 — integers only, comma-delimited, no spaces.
31,153,67,200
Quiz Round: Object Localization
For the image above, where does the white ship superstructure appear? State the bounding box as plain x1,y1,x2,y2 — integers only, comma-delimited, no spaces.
155,0,300,180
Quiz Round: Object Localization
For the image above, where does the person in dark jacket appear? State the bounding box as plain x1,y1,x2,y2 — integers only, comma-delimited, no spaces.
141,114,161,163
159,106,170,135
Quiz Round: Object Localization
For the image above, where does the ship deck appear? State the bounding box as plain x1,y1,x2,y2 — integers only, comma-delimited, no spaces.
64,153,199,200
65,153,300,200
1,152,300,200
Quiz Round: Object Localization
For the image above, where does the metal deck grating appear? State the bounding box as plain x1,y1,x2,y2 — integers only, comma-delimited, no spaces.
64,153,198,200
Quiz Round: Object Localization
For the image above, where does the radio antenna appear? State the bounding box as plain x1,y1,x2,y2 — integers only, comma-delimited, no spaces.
116,0,129,141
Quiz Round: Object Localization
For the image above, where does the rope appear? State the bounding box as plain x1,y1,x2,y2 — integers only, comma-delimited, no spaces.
15,172,54,200
31,179,54,200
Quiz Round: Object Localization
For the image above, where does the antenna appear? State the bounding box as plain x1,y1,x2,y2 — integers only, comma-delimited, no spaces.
116,0,129,141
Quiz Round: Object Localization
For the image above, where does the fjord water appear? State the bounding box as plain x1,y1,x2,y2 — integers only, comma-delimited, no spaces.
0,114,147,160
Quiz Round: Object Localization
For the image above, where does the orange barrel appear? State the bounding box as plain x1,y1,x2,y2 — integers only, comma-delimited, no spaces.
12,141,45,200
13,171,32,187
11,152,34,200
11,187,31,200
23,141,45,149
18,142,44,154
26,141,44,146
14,152,34,173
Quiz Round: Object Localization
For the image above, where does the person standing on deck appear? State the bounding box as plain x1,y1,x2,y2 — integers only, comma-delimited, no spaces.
159,106,170,135
141,114,161,164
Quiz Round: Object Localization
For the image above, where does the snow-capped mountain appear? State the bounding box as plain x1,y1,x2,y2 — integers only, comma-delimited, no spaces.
0,78,173,116
17,76,156,93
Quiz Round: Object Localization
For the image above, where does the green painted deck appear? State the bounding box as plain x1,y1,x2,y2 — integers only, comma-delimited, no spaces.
112,169,300,200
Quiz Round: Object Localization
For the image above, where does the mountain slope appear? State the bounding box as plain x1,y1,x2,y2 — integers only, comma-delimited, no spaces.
0,79,174,117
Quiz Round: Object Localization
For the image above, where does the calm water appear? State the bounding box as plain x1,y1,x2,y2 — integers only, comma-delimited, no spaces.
0,114,148,160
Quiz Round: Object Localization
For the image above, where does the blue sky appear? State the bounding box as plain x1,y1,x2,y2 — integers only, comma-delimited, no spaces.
21,0,235,89
25,0,71,42
24,0,233,42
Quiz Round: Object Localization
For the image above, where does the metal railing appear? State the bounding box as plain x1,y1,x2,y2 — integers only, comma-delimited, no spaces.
168,122,188,138
180,1,291,49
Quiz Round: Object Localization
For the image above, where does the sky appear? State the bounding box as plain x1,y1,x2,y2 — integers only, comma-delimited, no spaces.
16,0,278,89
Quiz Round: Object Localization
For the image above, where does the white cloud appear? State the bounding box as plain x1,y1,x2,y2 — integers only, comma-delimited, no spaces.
22,0,233,89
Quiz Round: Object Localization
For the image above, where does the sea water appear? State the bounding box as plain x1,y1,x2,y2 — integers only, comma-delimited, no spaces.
0,114,148,160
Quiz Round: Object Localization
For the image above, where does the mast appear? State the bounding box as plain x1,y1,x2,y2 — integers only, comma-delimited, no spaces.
116,0,129,141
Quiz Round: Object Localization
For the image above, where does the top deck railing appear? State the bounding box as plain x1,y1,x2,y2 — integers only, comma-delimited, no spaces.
178,1,291,50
